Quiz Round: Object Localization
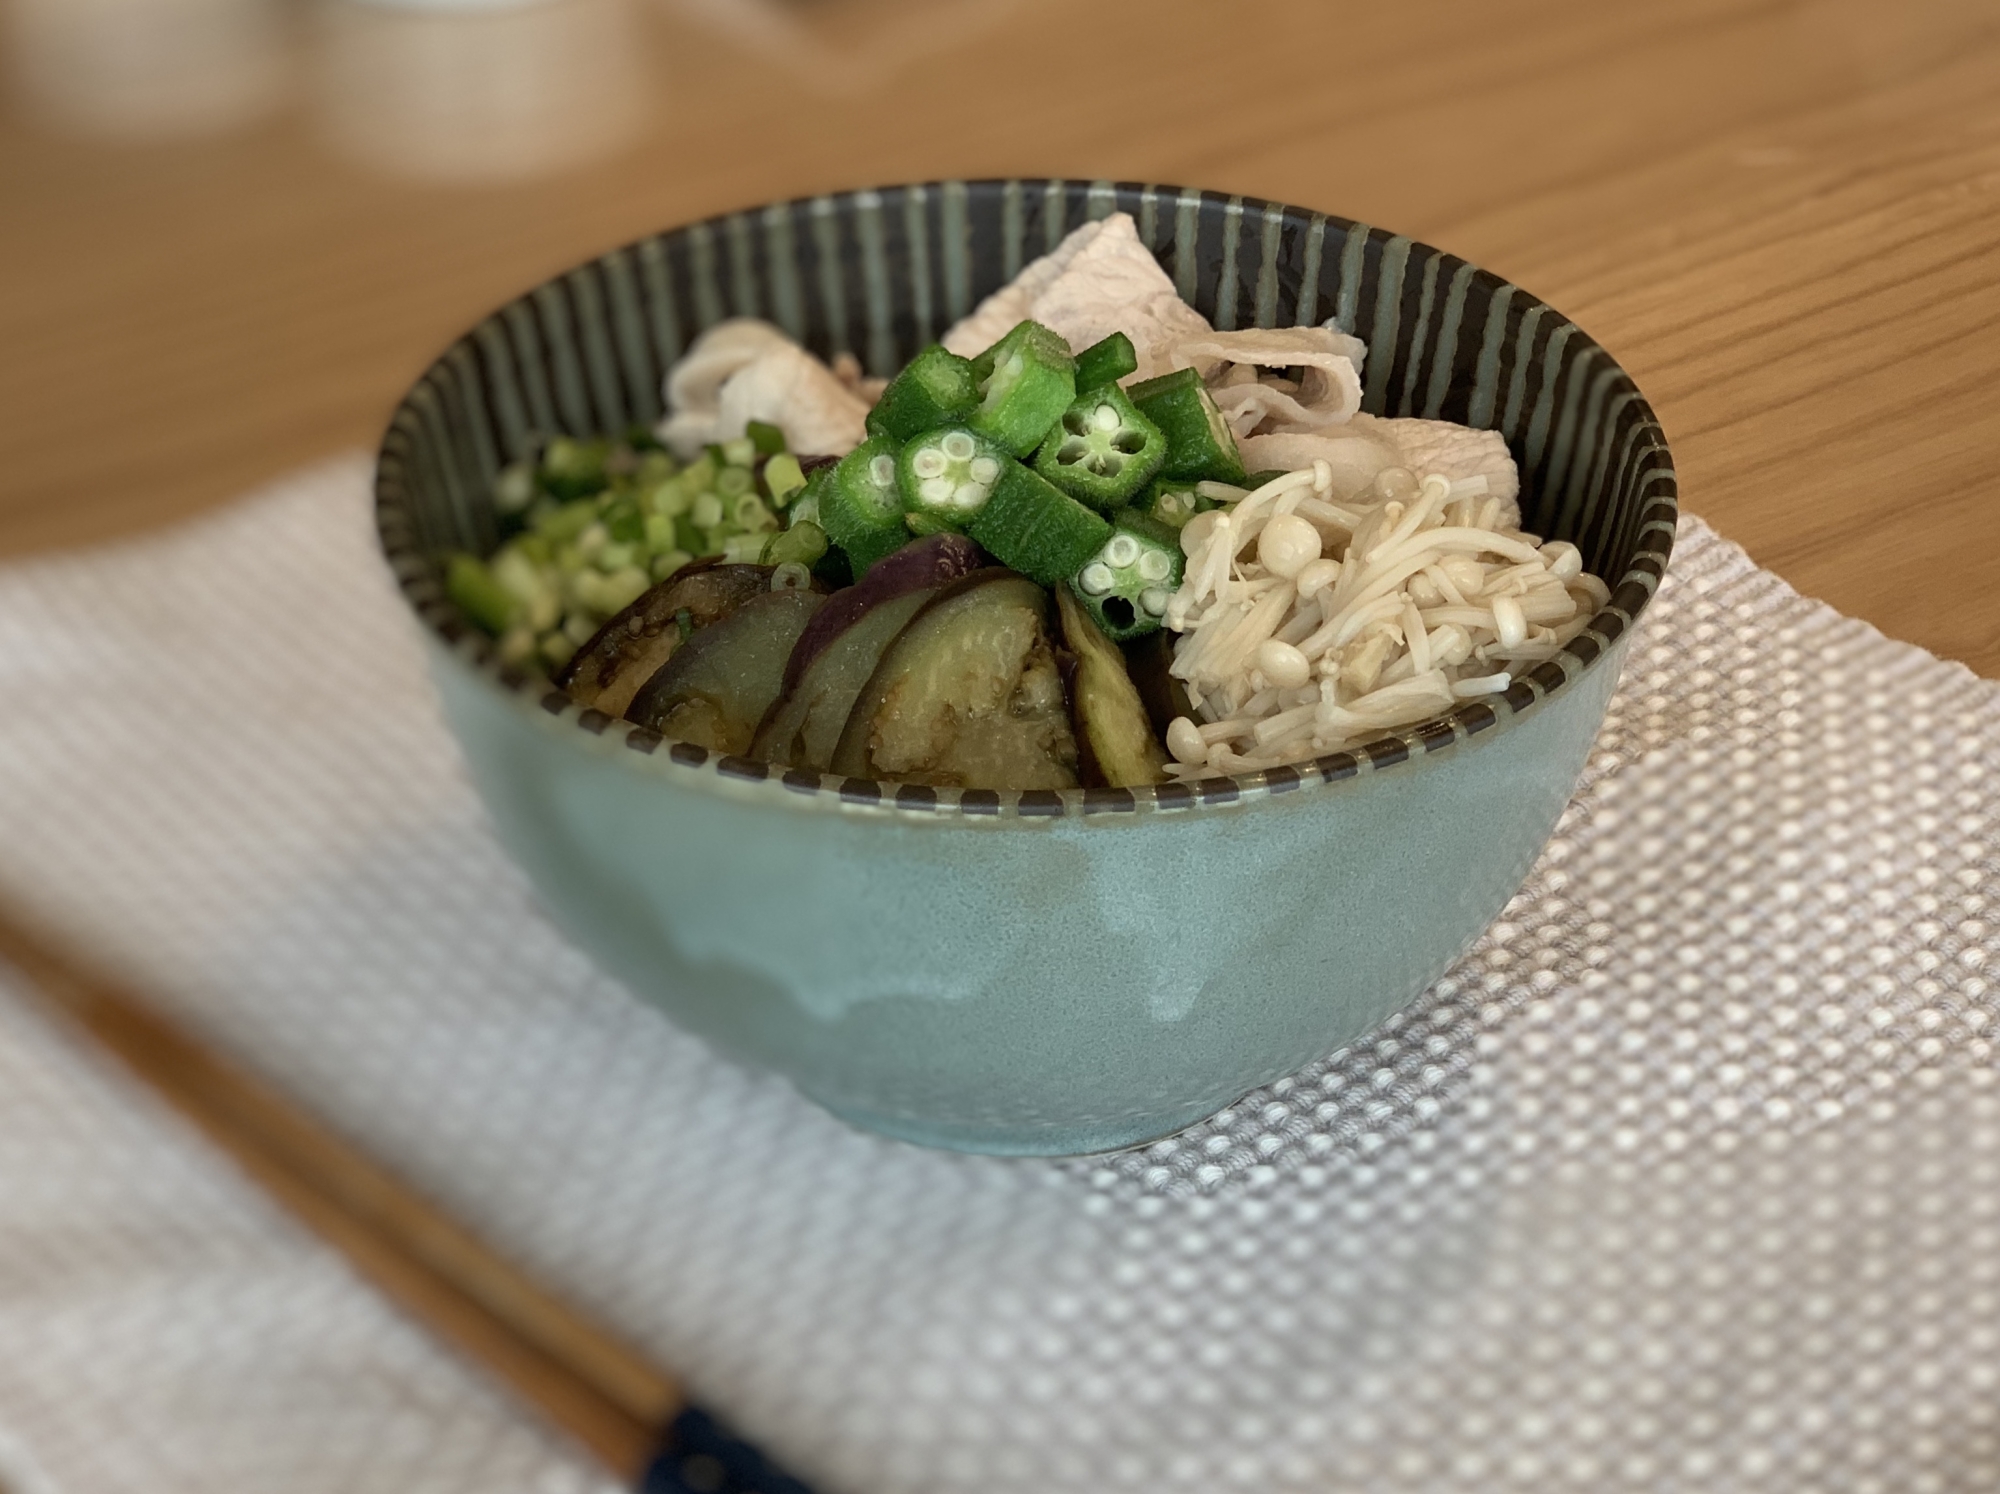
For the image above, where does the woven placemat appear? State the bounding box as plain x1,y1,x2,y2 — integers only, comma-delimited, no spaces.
2,456,1995,1493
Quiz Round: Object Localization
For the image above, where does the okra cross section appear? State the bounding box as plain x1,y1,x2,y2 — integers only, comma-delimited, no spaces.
896,426,1010,531
1032,384,1165,512
819,434,911,575
967,319,1077,457
1128,367,1248,484
1068,512,1185,642
866,343,980,443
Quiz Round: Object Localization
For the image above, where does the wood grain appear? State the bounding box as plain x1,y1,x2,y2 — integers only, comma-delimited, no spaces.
1,0,1996,673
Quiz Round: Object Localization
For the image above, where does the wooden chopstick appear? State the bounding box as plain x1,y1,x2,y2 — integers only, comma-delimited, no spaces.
0,905,680,1483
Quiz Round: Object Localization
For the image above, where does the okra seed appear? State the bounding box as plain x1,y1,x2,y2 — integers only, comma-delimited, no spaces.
953,482,985,509
912,448,948,479
1105,534,1142,568
919,476,954,504
1058,439,1089,465
1092,404,1120,431
969,456,1000,484
942,431,977,461
1137,549,1171,582
1080,562,1115,595
1113,433,1146,454
1063,411,1089,436
868,455,896,487
1089,455,1118,477
1140,587,1169,616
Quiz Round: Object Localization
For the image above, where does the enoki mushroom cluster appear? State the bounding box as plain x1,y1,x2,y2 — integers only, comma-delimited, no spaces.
1162,462,1611,778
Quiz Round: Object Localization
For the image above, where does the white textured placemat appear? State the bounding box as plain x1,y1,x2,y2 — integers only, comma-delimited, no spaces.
0,970,614,1494
1,455,1996,1494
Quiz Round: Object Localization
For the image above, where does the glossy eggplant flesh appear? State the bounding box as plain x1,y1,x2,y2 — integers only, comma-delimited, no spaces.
778,531,985,701
555,562,776,718
751,587,941,771
1055,586,1167,788
831,572,1078,790
625,589,827,754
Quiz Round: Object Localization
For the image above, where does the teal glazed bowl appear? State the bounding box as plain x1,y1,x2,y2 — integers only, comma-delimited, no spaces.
376,181,1677,1156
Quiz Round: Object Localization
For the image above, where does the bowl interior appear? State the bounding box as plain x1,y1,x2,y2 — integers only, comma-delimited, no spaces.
376,180,1676,811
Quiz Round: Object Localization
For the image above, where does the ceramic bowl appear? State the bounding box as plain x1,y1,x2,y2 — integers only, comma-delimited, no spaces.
375,180,1677,1156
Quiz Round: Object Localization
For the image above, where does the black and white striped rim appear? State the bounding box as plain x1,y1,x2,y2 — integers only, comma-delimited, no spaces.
376,180,1677,820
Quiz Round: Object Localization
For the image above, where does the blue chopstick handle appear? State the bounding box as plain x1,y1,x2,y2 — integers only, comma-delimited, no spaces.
639,1406,821,1494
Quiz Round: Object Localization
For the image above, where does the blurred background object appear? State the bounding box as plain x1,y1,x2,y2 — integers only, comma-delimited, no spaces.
311,0,649,183
3,0,288,138
662,0,1022,95
0,0,1997,675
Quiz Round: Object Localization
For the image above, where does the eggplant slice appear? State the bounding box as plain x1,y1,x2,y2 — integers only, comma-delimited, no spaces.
625,588,827,755
1056,586,1168,788
555,563,778,718
831,572,1078,790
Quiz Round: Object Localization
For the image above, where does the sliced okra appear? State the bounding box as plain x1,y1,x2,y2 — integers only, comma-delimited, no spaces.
966,319,1076,457
866,343,981,443
1127,367,1247,484
966,462,1113,586
1031,385,1166,512
896,426,1010,531
1072,331,1138,392
1068,512,1184,642
1138,475,1215,530
819,435,911,575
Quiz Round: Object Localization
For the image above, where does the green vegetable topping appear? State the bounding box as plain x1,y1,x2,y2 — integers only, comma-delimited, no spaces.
819,435,912,576
1072,331,1138,392
446,553,516,634
896,425,1010,532
965,462,1113,586
1137,475,1215,530
764,519,829,568
1068,511,1184,642
457,424,826,673
745,419,787,457
1127,367,1247,484
865,343,980,443
540,436,612,500
763,452,808,507
966,319,1077,457
1031,384,1166,511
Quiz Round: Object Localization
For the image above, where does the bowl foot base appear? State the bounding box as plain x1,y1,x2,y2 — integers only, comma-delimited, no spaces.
804,1091,1235,1158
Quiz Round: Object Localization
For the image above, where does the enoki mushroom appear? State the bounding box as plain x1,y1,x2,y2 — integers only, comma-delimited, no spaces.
1162,463,1611,779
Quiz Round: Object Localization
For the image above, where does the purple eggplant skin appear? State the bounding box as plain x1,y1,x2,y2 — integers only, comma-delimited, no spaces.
624,588,827,754
749,586,944,772
555,562,779,719
776,532,986,701
830,571,1079,791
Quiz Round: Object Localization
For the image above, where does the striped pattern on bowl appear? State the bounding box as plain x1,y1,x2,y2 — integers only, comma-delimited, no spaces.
375,179,1677,818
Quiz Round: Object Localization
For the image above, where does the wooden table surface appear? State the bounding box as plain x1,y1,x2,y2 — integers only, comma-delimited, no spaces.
2,0,1997,675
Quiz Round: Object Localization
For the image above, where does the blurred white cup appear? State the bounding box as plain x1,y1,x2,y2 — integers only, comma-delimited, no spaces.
4,0,289,138
311,0,649,184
